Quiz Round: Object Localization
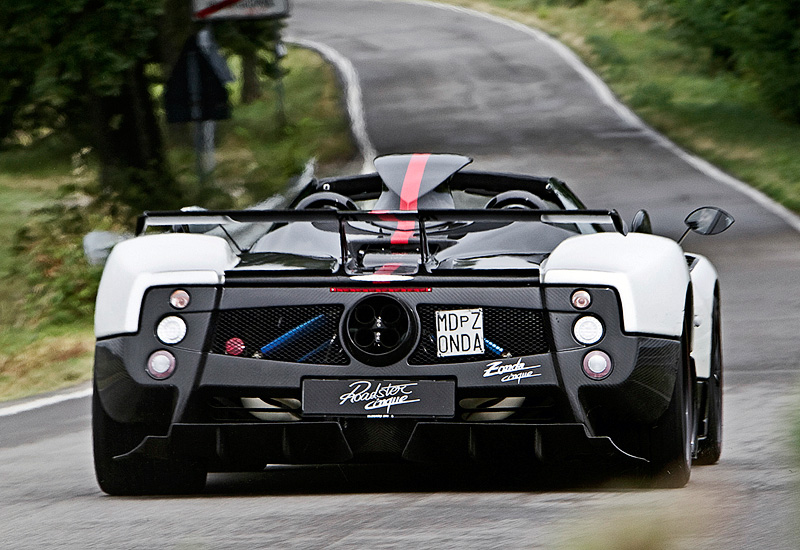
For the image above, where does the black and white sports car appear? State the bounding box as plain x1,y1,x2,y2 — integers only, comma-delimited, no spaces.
92,153,733,494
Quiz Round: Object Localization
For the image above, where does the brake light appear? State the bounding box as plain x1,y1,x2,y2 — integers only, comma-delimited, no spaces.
330,287,432,293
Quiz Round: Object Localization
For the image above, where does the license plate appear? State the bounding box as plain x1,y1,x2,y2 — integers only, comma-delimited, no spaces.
435,308,484,357
303,379,455,418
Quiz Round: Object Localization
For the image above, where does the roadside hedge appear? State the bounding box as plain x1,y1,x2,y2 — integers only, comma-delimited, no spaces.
651,0,800,123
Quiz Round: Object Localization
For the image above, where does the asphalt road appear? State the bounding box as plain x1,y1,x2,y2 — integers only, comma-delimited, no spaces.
2,1,799,548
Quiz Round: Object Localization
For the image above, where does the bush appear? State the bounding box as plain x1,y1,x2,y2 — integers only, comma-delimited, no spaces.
736,3,800,122
629,82,673,109
652,0,800,122
12,203,107,326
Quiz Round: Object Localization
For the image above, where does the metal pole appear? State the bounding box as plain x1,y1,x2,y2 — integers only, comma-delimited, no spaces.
275,40,287,128
194,27,216,186
197,121,215,185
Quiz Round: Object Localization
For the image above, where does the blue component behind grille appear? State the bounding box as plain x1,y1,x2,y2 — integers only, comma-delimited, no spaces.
211,305,348,365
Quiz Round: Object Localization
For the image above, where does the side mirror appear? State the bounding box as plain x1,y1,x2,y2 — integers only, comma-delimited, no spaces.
83,231,131,266
679,207,734,244
630,209,652,234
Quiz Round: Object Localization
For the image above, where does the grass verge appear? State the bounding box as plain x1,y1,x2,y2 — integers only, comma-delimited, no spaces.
443,0,800,213
0,138,96,401
0,46,355,402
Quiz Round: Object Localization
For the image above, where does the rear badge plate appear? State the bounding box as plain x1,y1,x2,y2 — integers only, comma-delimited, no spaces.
435,308,484,357
303,379,455,418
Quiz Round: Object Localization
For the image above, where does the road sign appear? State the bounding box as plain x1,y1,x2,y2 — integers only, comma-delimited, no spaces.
165,32,233,123
192,0,290,21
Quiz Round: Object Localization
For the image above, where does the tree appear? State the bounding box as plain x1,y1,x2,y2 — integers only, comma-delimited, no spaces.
215,19,284,105
0,0,288,212
735,1,800,122
0,0,186,213
657,0,800,123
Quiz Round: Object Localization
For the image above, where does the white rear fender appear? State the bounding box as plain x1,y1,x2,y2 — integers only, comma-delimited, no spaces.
94,234,238,338
541,233,690,337
687,254,719,379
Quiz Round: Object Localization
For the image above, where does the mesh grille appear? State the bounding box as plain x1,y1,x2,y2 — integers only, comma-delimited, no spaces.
210,305,348,365
409,304,549,364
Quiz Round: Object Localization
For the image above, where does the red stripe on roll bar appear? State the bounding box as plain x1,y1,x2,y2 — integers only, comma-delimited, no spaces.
398,153,430,211
389,153,430,244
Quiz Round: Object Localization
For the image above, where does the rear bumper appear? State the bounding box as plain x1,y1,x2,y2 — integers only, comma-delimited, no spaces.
94,283,683,468
119,420,646,469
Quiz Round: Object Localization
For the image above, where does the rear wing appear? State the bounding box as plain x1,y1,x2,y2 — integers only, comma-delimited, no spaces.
138,208,624,234
137,208,625,270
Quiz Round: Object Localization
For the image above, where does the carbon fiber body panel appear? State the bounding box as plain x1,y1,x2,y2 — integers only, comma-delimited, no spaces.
94,282,681,467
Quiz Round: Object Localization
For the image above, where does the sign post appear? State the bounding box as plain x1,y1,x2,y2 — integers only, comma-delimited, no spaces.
274,40,287,127
165,28,234,185
165,1,291,185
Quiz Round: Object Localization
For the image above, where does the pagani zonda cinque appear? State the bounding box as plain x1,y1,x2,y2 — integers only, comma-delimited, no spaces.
92,153,733,494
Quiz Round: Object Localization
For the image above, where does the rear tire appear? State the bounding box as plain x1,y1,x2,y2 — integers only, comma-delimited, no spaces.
647,316,693,488
93,386,206,496
695,291,723,465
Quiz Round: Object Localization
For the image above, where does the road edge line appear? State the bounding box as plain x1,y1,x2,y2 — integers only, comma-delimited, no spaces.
402,0,800,234
286,37,378,174
0,386,92,418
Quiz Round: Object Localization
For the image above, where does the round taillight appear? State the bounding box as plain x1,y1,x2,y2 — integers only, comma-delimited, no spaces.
583,350,612,380
156,316,187,345
573,315,604,345
225,337,245,356
147,350,176,379
571,289,591,309
170,289,191,309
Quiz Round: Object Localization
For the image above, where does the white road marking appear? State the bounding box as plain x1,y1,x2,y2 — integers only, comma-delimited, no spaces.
0,386,92,418
397,0,800,235
286,37,378,174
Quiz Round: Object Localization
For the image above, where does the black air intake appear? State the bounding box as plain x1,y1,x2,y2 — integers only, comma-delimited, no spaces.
210,305,348,365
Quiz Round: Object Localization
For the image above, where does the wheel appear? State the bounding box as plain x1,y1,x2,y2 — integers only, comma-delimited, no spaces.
93,386,206,495
695,290,723,465
647,311,693,488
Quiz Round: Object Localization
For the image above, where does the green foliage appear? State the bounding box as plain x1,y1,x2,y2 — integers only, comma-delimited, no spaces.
0,0,162,137
37,1,159,96
629,82,673,109
0,44,354,401
586,34,630,79
183,46,356,206
12,204,107,326
1,0,184,214
650,0,800,122
587,34,628,66
216,19,283,59
215,19,285,104
491,0,597,8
